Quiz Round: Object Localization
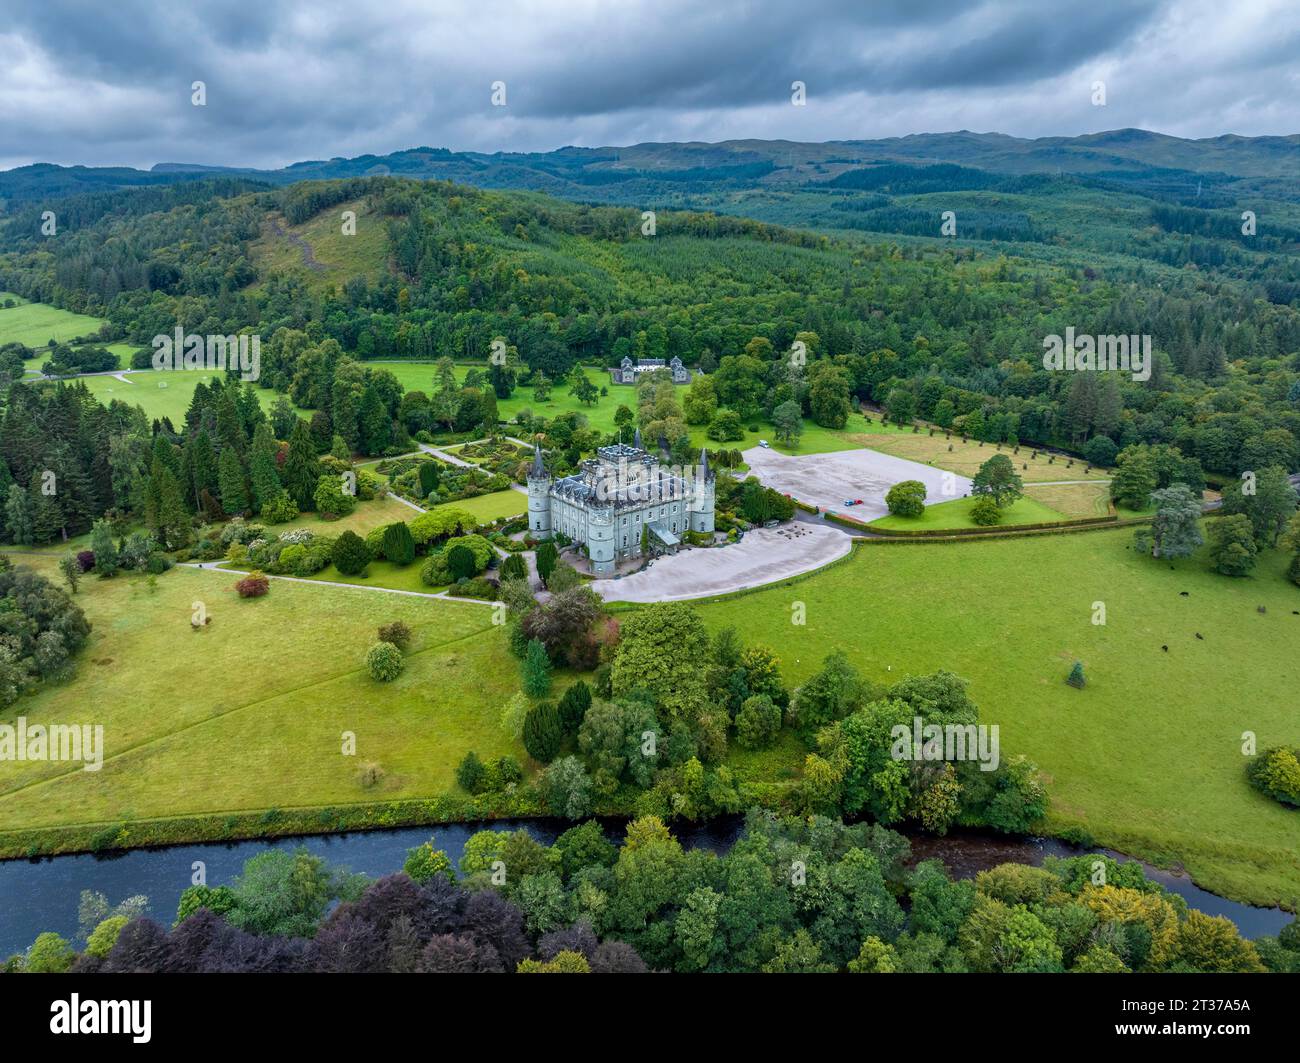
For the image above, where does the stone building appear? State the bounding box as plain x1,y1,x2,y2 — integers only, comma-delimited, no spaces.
526,429,715,577
609,355,691,384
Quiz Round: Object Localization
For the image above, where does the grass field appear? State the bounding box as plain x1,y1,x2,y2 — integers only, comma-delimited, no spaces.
852,431,1109,482
0,559,524,831
1022,480,1113,518
869,493,1068,530
693,528,1300,907
74,370,308,423
0,297,105,349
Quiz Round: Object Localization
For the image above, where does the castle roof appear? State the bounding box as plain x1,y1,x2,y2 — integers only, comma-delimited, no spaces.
527,442,548,480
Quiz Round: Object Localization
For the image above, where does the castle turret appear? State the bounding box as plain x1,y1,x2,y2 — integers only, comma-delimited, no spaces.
688,448,716,534
633,427,643,451
587,500,616,576
527,442,552,539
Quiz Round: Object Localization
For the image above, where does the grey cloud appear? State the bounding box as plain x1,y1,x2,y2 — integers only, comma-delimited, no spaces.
0,0,1293,170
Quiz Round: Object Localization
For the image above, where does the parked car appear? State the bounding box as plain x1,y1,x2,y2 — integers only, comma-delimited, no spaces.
842,498,864,507
758,440,771,448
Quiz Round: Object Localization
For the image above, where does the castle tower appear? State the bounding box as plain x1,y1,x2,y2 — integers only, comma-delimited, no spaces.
587,500,616,577
633,427,643,451
688,448,716,534
526,442,552,539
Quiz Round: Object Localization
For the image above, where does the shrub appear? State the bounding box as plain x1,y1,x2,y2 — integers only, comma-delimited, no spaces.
1066,661,1085,688
235,571,270,598
456,751,486,793
1247,746,1300,807
735,693,782,749
885,480,927,518
313,474,357,518
447,544,477,581
260,492,299,524
332,530,371,576
366,641,405,681
501,552,528,581
383,522,416,566
969,495,1002,526
557,680,592,733
523,700,563,762
75,550,95,572
377,620,412,650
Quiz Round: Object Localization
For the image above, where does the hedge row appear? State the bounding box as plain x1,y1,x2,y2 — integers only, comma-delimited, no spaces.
839,513,1120,538
792,498,820,514
852,516,1156,545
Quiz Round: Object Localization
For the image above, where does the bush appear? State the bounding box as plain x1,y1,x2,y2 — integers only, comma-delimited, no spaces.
365,641,405,682
557,680,592,733
260,492,299,524
235,571,270,598
523,700,563,763
969,495,1002,526
1247,746,1300,807
383,522,417,566
735,693,782,749
377,620,412,650
75,550,95,572
501,552,528,581
447,544,477,581
456,751,486,793
885,480,927,518
332,530,371,576
313,474,357,518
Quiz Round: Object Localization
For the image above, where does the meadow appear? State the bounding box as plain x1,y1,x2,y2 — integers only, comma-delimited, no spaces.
0,557,523,835
869,493,1068,530
0,294,105,349
692,527,1300,907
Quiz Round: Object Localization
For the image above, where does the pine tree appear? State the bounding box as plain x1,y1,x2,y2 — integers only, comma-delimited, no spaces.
522,638,553,699
248,422,282,512
28,469,63,544
150,460,190,550
282,420,321,511
1066,661,1086,689
218,447,249,516
4,483,33,545
186,428,219,511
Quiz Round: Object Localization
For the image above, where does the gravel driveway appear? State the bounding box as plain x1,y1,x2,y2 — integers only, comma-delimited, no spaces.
596,523,851,603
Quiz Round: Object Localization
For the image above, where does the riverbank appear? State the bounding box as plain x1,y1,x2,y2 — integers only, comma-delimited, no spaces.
1,815,1290,960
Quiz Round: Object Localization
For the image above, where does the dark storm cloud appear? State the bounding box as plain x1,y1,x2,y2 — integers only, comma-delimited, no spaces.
0,0,1294,170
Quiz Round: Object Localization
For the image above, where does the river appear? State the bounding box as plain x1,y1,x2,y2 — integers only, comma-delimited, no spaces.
0,818,1289,958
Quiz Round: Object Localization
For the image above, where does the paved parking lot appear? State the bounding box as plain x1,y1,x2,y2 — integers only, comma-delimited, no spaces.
742,444,973,519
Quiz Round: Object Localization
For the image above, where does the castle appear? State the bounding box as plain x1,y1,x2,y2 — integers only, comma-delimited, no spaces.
609,355,692,384
526,430,715,577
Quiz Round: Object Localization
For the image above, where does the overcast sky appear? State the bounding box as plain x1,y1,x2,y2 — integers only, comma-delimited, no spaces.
1,0,1297,171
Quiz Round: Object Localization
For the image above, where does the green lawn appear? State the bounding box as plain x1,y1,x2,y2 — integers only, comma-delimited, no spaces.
869,494,1067,530
427,490,525,523
73,370,308,423
694,528,1300,907
0,559,524,831
855,431,1110,482
0,298,106,349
